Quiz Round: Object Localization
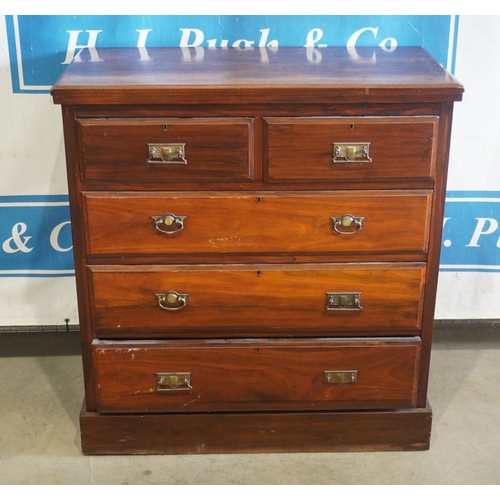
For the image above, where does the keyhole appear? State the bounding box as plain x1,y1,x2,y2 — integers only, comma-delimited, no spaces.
350,123,355,131
257,197,262,203
163,124,168,132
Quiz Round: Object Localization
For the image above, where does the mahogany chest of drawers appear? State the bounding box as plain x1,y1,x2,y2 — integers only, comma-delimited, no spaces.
51,46,463,454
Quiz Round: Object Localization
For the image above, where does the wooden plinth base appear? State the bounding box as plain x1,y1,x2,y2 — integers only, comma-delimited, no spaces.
80,403,432,454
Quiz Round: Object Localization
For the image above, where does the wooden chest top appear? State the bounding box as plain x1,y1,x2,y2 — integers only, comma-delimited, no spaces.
51,46,464,105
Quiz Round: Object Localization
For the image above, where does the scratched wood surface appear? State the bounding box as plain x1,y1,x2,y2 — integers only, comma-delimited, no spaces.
92,338,420,413
88,263,426,335
83,190,432,259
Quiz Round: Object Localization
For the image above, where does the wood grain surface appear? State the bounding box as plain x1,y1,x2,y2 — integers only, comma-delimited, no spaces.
88,263,426,334
93,338,420,412
83,190,431,258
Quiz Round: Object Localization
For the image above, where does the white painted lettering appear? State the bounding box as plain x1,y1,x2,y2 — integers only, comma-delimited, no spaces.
346,27,397,58
179,28,204,47
181,27,277,49
442,218,452,247
304,28,327,47
136,29,152,60
466,218,499,247
347,27,379,47
62,30,103,64
49,222,73,253
136,29,152,47
258,29,278,48
2,222,33,254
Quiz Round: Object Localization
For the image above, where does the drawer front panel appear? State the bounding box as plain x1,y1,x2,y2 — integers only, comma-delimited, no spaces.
77,118,253,182
84,191,431,258
264,117,438,182
89,264,426,334
93,338,420,412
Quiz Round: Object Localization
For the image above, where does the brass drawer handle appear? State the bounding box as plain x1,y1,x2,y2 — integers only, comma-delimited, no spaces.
155,291,190,311
147,143,187,164
157,372,192,392
150,213,187,234
324,370,358,386
326,292,363,311
333,142,372,163
331,214,365,234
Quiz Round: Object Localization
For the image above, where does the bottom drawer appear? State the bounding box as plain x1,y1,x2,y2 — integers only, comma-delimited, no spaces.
93,338,420,413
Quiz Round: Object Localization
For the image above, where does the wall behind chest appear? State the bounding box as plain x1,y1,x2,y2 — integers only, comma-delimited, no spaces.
0,14,497,325
436,16,500,319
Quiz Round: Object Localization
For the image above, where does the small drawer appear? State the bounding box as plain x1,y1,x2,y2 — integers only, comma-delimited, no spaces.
84,190,432,258
88,263,426,336
77,118,254,183
92,338,420,413
264,117,438,182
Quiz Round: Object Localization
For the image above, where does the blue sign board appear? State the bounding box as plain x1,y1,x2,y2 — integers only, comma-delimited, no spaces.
441,192,500,272
6,15,459,93
0,196,74,277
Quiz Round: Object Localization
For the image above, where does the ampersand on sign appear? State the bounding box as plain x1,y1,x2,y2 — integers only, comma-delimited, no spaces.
2,222,34,253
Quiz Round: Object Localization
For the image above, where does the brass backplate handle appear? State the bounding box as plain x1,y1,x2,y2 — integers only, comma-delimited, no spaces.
150,213,187,234
155,291,190,311
333,142,372,163
326,292,363,311
324,370,358,386
157,372,192,392
331,214,365,235
147,143,187,164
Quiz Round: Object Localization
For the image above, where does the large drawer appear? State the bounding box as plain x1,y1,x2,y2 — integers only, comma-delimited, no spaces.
88,263,426,335
92,338,420,412
84,190,431,259
77,118,254,183
264,117,438,182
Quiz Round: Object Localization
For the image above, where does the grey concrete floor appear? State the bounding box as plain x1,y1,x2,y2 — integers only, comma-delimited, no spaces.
1,324,499,485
